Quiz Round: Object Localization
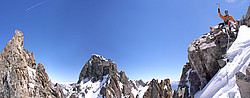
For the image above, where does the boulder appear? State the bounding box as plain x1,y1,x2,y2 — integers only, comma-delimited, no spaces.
217,59,227,68
236,71,250,98
246,64,250,75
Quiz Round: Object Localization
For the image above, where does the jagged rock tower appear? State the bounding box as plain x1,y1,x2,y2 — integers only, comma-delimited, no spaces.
0,30,64,98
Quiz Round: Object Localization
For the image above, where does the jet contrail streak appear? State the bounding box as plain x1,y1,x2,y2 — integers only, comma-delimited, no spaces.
26,0,51,11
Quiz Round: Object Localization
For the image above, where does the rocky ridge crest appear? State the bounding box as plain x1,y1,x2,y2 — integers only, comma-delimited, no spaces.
175,5,250,98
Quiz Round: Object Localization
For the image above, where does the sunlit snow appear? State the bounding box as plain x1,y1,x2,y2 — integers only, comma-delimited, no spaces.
195,26,250,98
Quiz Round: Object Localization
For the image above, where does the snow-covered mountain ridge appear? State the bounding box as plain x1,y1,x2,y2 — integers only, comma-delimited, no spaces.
0,30,174,98
60,54,173,98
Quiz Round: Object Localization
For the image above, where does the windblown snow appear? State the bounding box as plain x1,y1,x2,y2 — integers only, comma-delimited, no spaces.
195,26,250,98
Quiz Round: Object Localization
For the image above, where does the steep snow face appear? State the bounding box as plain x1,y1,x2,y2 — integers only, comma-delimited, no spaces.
131,80,149,98
195,26,250,98
134,86,149,98
61,75,109,98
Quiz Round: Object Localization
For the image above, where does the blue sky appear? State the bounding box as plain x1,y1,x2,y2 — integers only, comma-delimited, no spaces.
0,0,249,83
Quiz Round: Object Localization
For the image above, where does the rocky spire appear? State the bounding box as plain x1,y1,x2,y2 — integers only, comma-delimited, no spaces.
76,54,134,97
143,78,173,98
0,30,63,98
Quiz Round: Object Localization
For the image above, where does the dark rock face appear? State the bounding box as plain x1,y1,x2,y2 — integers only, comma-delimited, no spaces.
236,64,250,98
78,54,119,83
0,30,63,98
187,27,237,89
103,71,134,98
135,79,146,87
188,70,200,98
175,62,192,98
175,62,201,98
143,79,173,98
69,54,135,98
236,72,250,98
246,65,250,76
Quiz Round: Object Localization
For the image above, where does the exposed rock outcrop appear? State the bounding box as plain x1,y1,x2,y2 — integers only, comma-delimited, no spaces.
0,30,63,98
78,54,119,83
143,79,173,98
175,62,200,98
188,69,200,98
236,64,250,98
65,54,135,98
187,25,237,90
238,6,250,27
175,62,191,98
135,79,146,87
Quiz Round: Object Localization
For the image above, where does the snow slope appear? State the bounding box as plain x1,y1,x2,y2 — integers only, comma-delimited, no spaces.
60,75,109,98
131,80,149,98
195,26,250,98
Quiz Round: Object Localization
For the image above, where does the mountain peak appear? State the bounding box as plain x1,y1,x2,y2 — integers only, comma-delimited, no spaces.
11,30,24,46
91,54,107,61
78,54,118,83
0,30,64,98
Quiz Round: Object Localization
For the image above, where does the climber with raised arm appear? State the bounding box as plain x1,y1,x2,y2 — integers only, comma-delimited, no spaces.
218,8,236,30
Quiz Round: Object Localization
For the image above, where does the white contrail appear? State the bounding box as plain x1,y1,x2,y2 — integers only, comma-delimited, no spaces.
26,0,51,11
225,0,237,3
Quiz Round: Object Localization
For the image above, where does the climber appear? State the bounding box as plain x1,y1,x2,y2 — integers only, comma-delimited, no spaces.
218,8,236,31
